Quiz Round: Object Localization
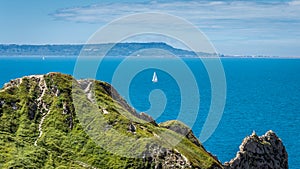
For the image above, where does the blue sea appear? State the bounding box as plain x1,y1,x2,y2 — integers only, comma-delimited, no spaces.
1,56,299,168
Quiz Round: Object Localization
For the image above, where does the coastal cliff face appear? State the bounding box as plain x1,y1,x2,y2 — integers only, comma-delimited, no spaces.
0,73,222,169
0,73,288,169
224,131,288,169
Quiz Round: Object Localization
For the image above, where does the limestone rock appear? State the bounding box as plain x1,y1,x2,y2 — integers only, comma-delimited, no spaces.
128,123,136,133
224,130,288,169
139,112,157,125
159,120,202,147
141,143,192,169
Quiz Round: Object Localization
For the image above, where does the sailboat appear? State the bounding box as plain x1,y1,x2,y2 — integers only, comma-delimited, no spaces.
152,72,158,83
42,56,45,60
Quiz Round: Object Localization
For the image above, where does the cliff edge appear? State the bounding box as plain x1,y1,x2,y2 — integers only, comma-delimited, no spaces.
0,73,222,169
224,130,288,169
0,73,288,169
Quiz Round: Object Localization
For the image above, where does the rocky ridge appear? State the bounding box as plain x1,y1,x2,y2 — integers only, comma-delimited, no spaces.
224,130,288,169
159,120,202,148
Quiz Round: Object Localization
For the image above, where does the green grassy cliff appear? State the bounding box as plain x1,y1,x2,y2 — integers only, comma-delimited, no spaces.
0,73,222,169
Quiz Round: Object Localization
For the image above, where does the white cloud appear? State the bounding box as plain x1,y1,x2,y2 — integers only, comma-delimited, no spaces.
49,1,300,56
289,0,300,5
49,1,300,37
51,1,300,24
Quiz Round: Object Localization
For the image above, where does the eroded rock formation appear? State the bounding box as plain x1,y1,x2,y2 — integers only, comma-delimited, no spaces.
224,130,288,169
142,143,192,169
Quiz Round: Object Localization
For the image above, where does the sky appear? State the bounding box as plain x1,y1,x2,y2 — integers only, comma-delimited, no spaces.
0,0,300,56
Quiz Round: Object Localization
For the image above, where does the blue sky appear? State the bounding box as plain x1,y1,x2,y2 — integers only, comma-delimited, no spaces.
1,0,300,56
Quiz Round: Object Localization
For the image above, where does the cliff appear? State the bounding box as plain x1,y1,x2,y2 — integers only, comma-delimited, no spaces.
224,131,288,169
0,73,222,169
0,73,288,169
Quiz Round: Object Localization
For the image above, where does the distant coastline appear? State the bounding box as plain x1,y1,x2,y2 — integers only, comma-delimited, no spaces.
0,43,298,58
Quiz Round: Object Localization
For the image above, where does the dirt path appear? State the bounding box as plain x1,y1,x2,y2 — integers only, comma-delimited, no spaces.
34,77,50,146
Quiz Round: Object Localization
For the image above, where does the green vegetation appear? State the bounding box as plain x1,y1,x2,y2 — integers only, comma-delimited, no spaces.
0,73,222,169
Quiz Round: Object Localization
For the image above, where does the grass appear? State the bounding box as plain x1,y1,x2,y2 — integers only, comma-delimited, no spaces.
0,73,222,169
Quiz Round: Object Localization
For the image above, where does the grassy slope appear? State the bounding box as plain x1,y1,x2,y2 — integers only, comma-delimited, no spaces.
0,73,222,169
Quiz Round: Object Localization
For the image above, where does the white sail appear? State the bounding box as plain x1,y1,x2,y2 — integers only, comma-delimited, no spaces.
152,72,158,83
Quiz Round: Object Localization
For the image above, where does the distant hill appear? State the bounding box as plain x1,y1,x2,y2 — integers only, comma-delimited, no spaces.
0,43,215,57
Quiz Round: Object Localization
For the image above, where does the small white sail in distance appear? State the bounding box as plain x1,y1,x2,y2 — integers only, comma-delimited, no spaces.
152,71,158,83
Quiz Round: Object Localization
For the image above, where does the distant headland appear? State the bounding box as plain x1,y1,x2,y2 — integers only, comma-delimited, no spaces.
0,42,293,58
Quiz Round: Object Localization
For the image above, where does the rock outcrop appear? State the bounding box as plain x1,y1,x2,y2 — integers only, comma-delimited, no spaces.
142,143,191,168
224,130,288,169
159,120,202,148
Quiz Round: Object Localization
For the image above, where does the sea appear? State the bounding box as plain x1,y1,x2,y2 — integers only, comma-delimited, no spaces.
0,56,299,168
